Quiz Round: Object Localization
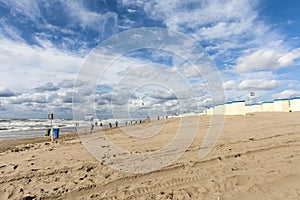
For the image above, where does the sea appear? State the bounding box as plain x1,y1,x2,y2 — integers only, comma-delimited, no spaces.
0,118,142,141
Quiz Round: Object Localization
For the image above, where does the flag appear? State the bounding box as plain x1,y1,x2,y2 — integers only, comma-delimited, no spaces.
48,113,54,120
249,91,255,97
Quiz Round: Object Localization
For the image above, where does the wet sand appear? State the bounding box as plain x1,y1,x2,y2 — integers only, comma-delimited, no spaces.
0,112,300,199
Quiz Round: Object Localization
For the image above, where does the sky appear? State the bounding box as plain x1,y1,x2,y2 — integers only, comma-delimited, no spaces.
0,0,300,119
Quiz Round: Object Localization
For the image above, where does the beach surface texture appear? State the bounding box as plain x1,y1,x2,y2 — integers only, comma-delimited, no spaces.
1,112,300,199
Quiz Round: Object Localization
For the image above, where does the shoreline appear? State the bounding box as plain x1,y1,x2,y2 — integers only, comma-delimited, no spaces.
0,131,79,153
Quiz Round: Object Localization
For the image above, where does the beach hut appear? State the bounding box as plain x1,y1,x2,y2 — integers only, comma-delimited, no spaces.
262,101,274,112
231,100,246,115
224,102,232,115
252,103,263,112
245,104,253,114
213,104,225,115
206,107,213,115
210,107,214,115
273,99,290,112
289,97,300,112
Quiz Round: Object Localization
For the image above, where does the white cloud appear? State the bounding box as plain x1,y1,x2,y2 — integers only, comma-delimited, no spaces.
272,90,300,99
6,93,53,105
63,0,118,34
34,82,60,93
235,48,300,72
0,20,25,42
287,83,296,89
0,38,83,92
0,87,15,97
223,80,236,90
118,0,292,74
239,79,278,90
0,0,42,24
132,0,281,48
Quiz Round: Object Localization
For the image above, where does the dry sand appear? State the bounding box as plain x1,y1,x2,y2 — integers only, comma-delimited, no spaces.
0,112,300,199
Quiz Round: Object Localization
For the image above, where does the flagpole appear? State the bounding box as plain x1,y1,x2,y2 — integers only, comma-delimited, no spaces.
249,93,252,105
249,91,255,105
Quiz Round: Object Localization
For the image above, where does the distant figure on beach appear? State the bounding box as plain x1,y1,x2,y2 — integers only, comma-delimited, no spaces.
115,121,118,127
109,123,112,128
157,116,160,120
100,122,102,127
95,121,98,127
75,123,78,131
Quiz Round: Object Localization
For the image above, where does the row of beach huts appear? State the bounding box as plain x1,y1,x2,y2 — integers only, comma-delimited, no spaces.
206,97,300,115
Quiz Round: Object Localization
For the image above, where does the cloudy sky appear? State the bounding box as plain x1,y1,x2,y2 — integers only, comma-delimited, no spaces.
0,0,299,119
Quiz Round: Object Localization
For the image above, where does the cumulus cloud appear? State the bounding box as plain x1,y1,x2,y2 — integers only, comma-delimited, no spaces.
97,92,129,106
149,90,177,101
239,79,278,90
272,90,300,99
57,92,73,104
8,93,53,105
235,48,300,72
58,80,75,88
58,79,88,89
0,38,83,91
122,1,281,51
0,87,15,97
223,80,236,90
119,0,300,83
34,82,59,92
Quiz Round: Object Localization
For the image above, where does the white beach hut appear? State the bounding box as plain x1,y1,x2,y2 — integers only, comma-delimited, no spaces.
210,107,214,115
252,103,263,112
212,105,217,115
273,99,290,112
224,102,232,115
206,107,213,115
245,104,253,114
262,101,274,112
231,100,246,115
289,97,300,112
213,104,225,115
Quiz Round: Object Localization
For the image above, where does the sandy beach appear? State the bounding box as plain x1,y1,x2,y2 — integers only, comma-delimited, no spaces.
1,112,300,199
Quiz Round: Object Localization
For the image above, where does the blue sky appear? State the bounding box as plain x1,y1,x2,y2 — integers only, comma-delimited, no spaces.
0,0,299,118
